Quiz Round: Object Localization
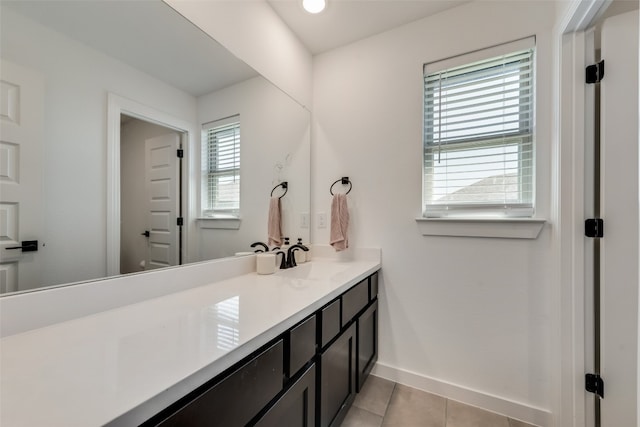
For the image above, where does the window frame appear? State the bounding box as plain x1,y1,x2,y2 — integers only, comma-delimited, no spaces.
422,37,536,219
201,115,241,219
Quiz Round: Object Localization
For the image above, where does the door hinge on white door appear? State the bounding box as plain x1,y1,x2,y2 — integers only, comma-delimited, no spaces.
585,218,604,238
177,149,184,158
586,373,604,398
586,60,605,84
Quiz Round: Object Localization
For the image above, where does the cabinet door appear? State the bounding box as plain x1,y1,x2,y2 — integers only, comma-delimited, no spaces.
319,323,356,427
254,364,316,427
357,300,378,391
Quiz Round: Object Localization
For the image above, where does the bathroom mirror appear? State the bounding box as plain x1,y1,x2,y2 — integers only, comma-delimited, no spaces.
0,0,310,294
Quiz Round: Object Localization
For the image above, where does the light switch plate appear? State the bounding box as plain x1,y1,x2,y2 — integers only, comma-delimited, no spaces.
300,213,309,228
318,212,327,228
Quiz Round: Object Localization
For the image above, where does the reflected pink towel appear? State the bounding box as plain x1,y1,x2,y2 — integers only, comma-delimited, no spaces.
268,197,282,247
330,194,349,251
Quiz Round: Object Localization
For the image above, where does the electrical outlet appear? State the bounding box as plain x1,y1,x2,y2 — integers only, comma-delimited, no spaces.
318,212,327,229
300,213,310,228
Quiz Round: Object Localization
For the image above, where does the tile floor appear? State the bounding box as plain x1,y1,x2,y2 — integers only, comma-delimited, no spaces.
341,376,538,427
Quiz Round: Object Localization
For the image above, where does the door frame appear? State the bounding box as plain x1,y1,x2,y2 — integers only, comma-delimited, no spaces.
557,2,604,427
557,1,637,426
106,93,192,277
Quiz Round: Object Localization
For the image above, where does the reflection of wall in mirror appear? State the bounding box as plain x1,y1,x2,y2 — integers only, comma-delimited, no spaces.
0,6,198,288
197,76,311,260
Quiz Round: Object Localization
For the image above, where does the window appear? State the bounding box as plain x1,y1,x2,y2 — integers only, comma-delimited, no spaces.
423,37,535,218
202,115,240,218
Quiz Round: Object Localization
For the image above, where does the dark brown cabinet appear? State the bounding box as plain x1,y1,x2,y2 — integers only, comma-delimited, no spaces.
156,340,284,427
289,315,317,378
254,364,316,427
144,270,379,427
357,300,378,391
319,323,356,427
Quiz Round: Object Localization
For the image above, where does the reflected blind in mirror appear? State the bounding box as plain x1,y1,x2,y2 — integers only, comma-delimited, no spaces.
202,115,240,217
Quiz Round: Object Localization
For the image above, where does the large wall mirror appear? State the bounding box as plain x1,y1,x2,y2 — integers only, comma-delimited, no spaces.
0,0,310,295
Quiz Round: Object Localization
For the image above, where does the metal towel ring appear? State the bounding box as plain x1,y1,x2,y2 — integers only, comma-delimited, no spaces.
329,177,352,195
271,182,288,199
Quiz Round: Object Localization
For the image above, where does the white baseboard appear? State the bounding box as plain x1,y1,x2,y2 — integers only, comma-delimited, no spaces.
371,362,552,427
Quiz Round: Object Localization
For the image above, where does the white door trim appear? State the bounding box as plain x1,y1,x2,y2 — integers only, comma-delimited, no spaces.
557,1,625,427
106,93,192,277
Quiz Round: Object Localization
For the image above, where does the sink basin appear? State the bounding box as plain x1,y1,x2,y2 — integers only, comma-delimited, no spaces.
275,262,349,281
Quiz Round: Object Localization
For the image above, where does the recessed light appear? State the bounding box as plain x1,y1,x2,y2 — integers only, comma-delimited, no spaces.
302,0,326,14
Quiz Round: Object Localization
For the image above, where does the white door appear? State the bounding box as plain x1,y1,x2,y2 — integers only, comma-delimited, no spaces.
0,60,44,293
144,133,180,270
599,10,639,427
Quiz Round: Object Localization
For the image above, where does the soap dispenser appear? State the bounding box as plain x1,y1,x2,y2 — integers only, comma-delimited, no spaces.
280,237,290,253
295,238,307,264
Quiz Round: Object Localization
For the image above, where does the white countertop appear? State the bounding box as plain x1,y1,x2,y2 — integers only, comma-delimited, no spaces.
0,258,380,427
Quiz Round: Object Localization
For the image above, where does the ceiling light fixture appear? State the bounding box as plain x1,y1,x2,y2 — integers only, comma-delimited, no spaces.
302,0,326,14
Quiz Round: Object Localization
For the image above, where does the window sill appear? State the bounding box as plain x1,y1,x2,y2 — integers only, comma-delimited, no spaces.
197,217,241,230
415,217,546,239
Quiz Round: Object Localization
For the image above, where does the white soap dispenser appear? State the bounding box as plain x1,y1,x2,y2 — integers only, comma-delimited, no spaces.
295,238,307,264
280,237,290,253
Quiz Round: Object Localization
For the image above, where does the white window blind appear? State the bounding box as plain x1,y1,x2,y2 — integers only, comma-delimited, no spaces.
423,38,535,218
202,115,240,217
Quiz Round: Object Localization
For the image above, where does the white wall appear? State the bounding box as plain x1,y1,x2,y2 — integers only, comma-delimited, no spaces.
165,0,313,109
197,76,311,260
312,1,559,424
0,8,198,287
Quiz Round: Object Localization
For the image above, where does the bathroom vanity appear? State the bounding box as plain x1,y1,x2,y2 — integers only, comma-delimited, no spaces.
0,248,380,427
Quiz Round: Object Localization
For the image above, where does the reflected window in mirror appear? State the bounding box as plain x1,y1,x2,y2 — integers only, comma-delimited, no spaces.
202,115,241,218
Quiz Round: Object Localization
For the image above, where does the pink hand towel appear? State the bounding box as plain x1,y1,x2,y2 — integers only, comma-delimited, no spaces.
267,197,282,247
330,193,349,251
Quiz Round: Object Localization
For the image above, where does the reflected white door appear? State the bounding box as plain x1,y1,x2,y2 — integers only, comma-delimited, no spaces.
144,133,180,270
0,60,43,293
599,10,639,427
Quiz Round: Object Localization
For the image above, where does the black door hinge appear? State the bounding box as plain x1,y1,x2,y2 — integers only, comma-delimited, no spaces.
177,217,184,226
586,60,605,84
177,149,184,158
585,218,604,238
586,373,604,398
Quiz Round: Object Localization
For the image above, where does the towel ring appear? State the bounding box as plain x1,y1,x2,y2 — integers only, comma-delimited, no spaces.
271,182,288,199
330,177,352,195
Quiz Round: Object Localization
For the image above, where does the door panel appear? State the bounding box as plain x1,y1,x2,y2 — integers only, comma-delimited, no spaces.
0,60,43,292
145,134,180,270
599,10,639,427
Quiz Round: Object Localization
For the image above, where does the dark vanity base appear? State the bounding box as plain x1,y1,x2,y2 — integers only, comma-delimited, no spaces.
141,271,379,427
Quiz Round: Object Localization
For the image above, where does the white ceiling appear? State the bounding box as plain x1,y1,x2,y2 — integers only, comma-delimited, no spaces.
268,0,472,54
4,0,473,97
3,0,258,97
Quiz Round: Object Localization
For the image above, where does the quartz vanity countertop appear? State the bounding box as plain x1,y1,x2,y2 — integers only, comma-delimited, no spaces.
0,257,380,427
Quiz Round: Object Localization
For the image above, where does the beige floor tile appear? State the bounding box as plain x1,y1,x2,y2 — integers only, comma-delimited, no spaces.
508,418,539,427
342,406,384,427
446,400,509,427
381,384,446,427
353,375,396,417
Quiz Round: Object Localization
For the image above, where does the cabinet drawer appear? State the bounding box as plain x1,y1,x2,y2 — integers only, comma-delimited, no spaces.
289,315,316,377
370,272,378,300
342,279,368,327
321,299,341,348
158,340,284,427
